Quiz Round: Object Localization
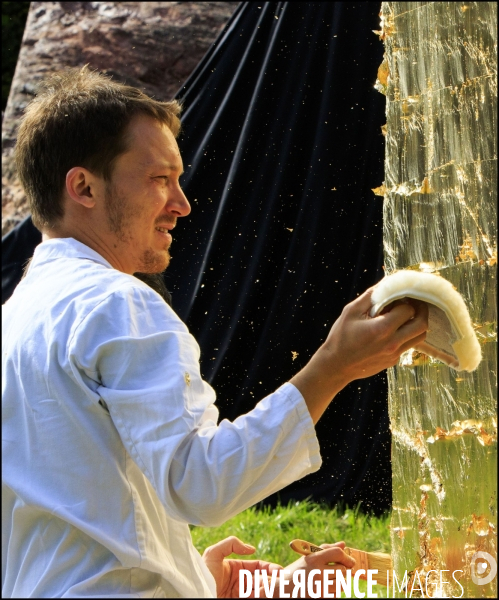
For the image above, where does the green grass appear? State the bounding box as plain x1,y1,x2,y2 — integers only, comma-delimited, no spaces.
191,500,391,598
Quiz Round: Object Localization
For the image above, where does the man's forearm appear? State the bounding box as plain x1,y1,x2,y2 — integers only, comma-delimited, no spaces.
290,346,351,424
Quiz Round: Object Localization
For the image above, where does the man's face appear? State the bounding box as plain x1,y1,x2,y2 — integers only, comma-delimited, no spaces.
104,115,190,274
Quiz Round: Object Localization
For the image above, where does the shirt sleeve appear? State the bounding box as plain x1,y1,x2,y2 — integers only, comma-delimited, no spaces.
68,283,322,526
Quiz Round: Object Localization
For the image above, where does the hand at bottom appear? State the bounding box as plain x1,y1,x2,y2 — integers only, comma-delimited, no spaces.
260,541,356,598
202,536,282,598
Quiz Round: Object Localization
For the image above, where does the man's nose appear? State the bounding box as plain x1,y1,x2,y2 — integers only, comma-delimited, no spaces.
168,186,191,217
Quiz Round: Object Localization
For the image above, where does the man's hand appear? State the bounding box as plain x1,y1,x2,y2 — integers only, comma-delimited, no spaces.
323,292,428,380
204,537,354,599
258,541,355,598
202,536,282,598
290,286,428,422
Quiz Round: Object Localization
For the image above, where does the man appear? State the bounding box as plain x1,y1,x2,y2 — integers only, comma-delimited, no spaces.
2,67,427,598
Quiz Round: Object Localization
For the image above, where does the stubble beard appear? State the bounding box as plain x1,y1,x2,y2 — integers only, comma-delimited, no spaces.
139,248,171,274
105,183,171,274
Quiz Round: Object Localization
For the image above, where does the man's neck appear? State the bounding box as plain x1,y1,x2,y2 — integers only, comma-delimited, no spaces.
41,226,132,274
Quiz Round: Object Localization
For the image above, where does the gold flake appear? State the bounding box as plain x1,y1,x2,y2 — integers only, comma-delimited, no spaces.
427,420,497,445
377,59,389,87
373,11,395,41
372,184,386,196
420,176,432,194
471,514,490,536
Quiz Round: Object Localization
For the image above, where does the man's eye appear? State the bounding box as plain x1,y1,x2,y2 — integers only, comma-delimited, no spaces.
157,176,168,181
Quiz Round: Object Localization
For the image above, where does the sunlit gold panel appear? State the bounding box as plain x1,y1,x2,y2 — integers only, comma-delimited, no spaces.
379,2,497,596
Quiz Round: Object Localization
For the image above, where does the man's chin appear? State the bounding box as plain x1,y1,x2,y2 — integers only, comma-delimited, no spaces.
137,249,171,274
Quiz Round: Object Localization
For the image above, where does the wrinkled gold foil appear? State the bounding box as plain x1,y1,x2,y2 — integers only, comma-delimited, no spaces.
378,2,497,597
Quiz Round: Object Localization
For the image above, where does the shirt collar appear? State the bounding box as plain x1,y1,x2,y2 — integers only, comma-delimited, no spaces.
30,237,114,271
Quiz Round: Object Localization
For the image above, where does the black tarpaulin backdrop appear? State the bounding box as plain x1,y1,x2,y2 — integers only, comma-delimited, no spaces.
168,1,390,513
2,2,392,513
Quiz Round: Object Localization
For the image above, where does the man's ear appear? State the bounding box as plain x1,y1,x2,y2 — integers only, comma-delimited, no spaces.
65,167,102,208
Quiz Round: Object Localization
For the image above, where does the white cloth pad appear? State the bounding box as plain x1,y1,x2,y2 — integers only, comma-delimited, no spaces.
370,270,482,372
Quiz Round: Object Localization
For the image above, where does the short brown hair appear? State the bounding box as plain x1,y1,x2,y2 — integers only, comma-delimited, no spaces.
15,65,182,231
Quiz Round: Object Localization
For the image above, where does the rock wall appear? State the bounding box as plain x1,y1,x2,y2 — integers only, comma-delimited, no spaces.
1,1,239,236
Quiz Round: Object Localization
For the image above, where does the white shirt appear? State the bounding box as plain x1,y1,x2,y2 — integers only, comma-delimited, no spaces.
2,238,321,598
